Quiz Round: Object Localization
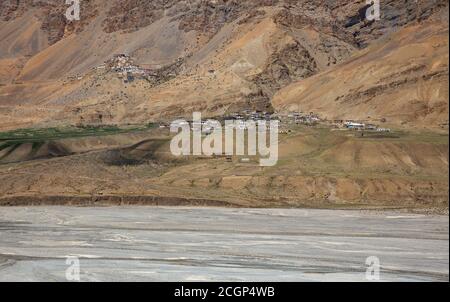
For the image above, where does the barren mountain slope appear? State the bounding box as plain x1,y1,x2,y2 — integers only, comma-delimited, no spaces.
0,1,448,209
0,126,447,209
273,19,449,129
0,0,448,130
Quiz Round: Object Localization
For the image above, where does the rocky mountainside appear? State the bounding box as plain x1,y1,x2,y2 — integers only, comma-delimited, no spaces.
0,0,448,130
273,20,449,129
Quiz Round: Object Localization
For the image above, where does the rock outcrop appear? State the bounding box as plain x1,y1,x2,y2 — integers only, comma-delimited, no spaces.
0,0,448,129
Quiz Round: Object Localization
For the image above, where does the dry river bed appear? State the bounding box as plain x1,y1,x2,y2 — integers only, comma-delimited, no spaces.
0,207,448,282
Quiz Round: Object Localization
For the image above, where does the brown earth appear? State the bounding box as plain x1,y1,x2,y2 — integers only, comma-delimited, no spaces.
273,21,449,130
0,0,448,130
0,126,447,210
0,1,448,209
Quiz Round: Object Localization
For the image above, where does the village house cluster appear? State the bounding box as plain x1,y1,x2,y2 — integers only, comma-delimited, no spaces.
224,110,276,122
278,111,391,132
161,109,392,136
94,54,183,85
342,121,391,132
101,54,156,83
283,112,321,125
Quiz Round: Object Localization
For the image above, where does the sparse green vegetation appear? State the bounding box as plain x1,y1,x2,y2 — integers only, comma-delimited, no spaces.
0,125,152,143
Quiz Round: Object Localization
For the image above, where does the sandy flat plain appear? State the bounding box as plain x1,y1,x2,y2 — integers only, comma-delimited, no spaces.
0,207,448,282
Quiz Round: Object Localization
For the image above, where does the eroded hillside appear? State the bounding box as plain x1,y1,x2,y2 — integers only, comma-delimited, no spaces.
0,125,447,210
0,0,448,130
0,1,448,209
273,21,449,129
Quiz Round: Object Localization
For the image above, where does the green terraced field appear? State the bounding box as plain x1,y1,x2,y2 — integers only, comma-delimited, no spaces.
0,124,155,144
